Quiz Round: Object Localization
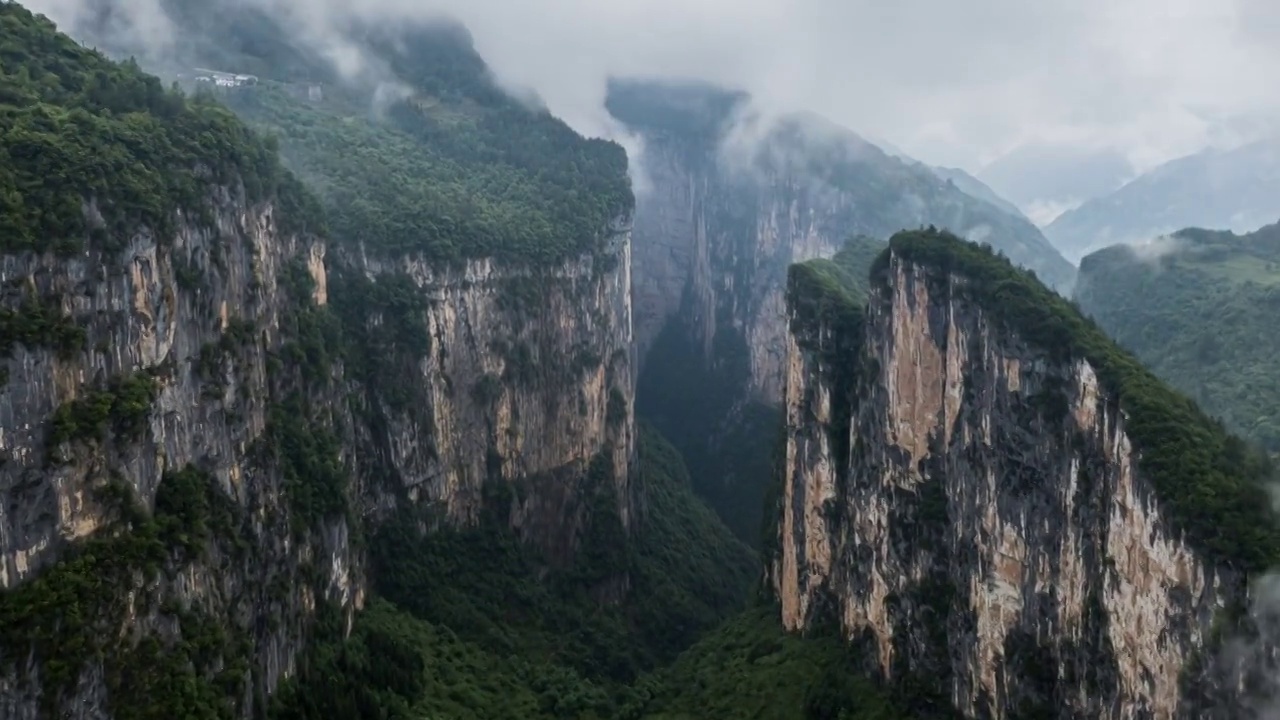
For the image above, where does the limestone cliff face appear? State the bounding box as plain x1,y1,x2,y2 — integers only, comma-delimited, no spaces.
774,252,1238,719
345,225,636,562
625,99,1074,544
0,181,636,717
632,140,845,404
0,187,360,720
627,113,1075,412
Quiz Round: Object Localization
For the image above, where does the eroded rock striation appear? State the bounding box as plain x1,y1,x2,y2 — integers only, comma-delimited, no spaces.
773,229,1279,719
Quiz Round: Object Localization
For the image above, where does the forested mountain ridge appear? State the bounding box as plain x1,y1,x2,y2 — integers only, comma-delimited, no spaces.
776,228,1280,718
1075,220,1280,451
0,0,320,256
0,3,708,718
49,0,634,265
1045,139,1280,263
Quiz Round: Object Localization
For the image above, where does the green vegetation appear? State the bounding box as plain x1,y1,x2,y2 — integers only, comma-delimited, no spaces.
48,371,159,449
0,294,84,358
220,31,631,264
784,235,878,508
326,267,430,410
0,3,318,255
1076,222,1280,451
637,607,922,720
271,424,760,718
874,227,1280,573
788,251,867,339
0,471,248,718
154,465,242,560
264,393,348,533
827,235,885,303
196,317,257,397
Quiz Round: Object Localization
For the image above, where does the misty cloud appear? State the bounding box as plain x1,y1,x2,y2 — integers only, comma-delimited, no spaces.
25,0,1280,176
1125,234,1187,263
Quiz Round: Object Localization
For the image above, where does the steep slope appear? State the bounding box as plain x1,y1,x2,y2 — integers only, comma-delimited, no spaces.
773,228,1280,718
0,6,353,718
78,0,639,560
1045,139,1280,262
612,78,1073,543
632,607,929,720
929,166,1028,221
1074,221,1280,451
0,4,647,718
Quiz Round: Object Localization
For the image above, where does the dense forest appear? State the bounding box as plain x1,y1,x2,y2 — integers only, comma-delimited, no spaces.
209,20,631,264
1076,222,1280,452
53,0,633,264
0,2,318,255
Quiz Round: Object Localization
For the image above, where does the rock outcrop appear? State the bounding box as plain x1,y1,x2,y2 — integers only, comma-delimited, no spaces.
614,79,1075,407
339,226,636,562
0,182,636,719
611,79,1075,542
773,229,1279,719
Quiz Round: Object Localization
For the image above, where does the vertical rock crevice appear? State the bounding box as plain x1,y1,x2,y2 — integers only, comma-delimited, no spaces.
774,230,1276,719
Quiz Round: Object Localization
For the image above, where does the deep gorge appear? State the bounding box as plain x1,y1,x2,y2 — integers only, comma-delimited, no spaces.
0,3,1278,719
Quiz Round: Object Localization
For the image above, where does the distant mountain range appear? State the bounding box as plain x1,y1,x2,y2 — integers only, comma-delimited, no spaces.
977,143,1134,226
928,165,1027,220
1045,139,1280,263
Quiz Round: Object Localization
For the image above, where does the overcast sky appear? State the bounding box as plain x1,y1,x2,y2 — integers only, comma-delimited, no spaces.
29,0,1280,175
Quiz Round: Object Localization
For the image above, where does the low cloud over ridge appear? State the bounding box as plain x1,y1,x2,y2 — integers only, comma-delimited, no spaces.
27,0,1280,175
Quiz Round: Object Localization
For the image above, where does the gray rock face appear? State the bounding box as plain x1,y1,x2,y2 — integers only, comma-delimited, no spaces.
632,140,839,404
628,111,1076,411
773,252,1239,719
342,225,636,562
0,182,636,717
0,188,357,719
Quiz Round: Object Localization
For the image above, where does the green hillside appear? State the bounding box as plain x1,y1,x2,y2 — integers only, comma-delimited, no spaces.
0,2,317,256
68,0,632,264
1076,223,1280,451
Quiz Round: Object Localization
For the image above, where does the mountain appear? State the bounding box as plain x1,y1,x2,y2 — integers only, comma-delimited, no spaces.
929,165,1027,220
0,4,762,717
611,77,1074,544
8,3,1280,719
977,142,1134,225
1045,139,1280,262
1074,221,1280,451
774,227,1279,718
852,140,1029,223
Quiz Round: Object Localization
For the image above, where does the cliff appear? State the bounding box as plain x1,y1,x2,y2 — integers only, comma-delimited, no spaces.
337,230,636,563
610,79,1075,543
773,229,1280,718
0,5,637,717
